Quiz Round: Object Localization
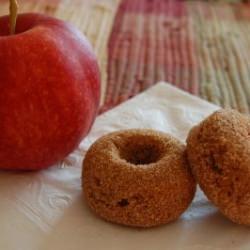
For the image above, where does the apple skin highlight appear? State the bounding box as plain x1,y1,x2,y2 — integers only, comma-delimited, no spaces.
0,13,100,170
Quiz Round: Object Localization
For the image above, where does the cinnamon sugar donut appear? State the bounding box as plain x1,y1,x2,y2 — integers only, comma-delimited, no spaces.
82,129,196,227
187,109,250,225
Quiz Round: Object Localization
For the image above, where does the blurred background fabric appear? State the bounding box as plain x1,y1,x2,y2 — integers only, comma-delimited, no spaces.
1,0,250,113
103,0,250,113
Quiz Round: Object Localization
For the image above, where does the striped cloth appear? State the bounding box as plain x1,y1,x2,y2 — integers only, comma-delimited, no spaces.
102,0,250,113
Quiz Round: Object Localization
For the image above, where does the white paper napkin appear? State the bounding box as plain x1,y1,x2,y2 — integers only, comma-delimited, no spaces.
0,82,249,250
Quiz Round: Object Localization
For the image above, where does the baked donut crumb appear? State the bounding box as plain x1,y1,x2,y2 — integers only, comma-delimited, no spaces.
187,109,250,225
82,129,196,227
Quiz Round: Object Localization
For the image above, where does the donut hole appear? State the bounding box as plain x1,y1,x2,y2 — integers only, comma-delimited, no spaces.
120,144,162,165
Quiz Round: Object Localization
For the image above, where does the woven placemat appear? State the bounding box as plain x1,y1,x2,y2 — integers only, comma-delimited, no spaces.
0,0,121,105
103,0,250,113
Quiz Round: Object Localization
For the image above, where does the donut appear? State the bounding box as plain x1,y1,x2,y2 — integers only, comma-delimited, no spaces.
186,109,250,225
82,129,196,227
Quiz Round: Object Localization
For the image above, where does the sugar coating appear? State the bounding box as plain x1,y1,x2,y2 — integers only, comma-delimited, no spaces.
82,129,196,227
187,109,250,225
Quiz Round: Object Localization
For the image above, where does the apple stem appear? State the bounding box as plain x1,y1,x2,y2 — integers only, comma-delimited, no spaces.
9,0,18,35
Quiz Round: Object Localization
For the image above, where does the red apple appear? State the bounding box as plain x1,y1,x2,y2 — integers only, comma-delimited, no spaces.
0,13,100,170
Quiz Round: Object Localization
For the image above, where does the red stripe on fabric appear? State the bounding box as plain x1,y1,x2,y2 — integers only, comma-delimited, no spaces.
102,0,199,113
